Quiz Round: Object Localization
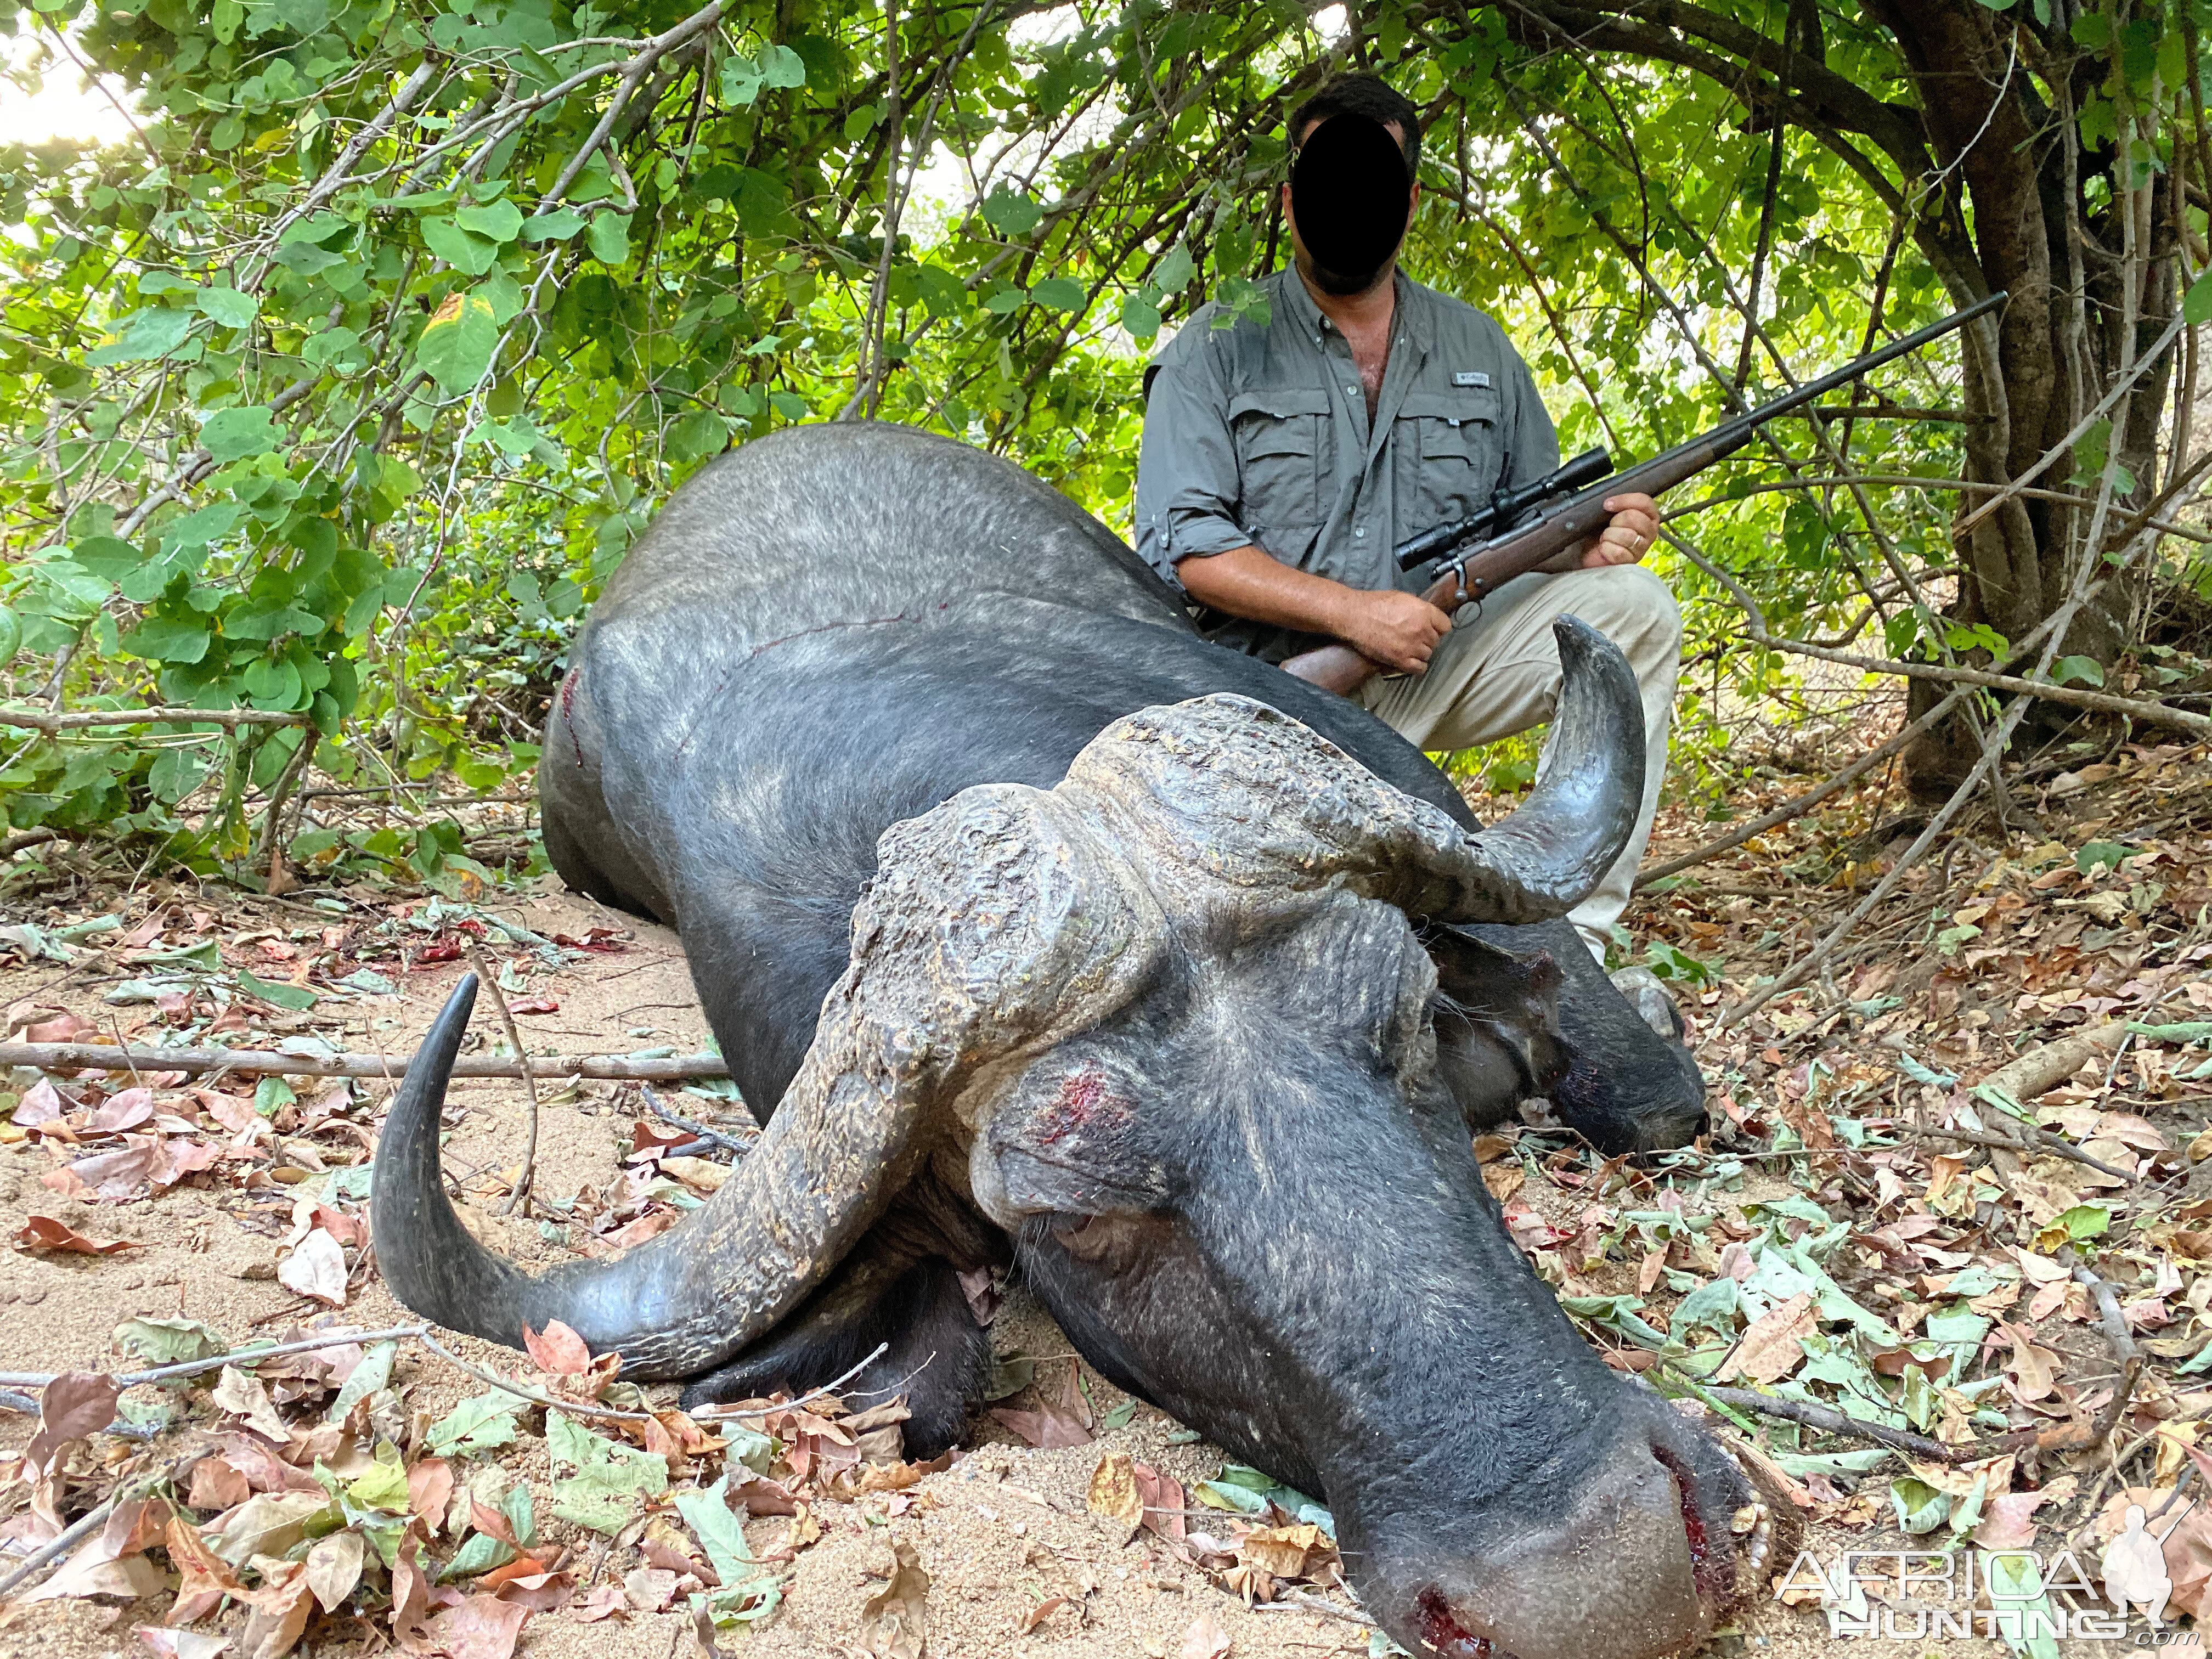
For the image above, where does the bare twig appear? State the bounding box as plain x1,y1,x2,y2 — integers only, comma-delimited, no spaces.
414,1331,657,1423
641,1083,753,1157
0,706,311,733
0,1455,195,1602
0,1039,729,1083
1908,1125,2136,1183
0,1323,431,1390
689,1341,895,1421
465,945,540,1216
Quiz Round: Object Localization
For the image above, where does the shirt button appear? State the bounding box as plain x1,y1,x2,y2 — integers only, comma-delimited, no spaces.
1345,384,1358,396
1355,527,1367,538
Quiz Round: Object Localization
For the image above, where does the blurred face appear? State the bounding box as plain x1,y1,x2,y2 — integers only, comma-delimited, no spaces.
1283,114,1419,296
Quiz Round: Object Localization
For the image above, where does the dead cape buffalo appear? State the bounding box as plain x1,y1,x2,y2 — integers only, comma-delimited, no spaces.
375,424,1775,1659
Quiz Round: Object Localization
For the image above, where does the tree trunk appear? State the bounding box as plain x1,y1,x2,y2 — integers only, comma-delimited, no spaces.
1453,0,2190,795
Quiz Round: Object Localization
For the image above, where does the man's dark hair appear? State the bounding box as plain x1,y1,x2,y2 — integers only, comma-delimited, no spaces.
1289,74,1420,176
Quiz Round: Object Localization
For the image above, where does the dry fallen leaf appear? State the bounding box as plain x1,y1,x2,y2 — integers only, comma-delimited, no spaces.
1999,1321,2061,1402
407,1457,455,1536
1973,1488,2055,1551
859,1539,929,1659
624,1567,682,1613
1087,1451,1143,1534
236,1560,316,1659
1181,1611,1233,1659
1717,1291,1816,1385
1237,1523,1330,1581
305,1528,365,1612
277,1227,348,1307
522,1319,592,1376
138,1629,234,1659
424,1593,532,1659
211,1365,292,1443
13,1214,139,1255
1020,1594,1076,1633
569,1583,628,1622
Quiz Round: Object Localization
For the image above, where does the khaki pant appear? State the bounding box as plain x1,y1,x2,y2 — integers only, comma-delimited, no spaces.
1356,565,1681,958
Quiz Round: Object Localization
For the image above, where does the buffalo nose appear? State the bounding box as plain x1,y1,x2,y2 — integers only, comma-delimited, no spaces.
1402,1444,1716,1659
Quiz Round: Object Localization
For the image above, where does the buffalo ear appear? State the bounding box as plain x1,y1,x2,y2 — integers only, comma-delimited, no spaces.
1426,928,1565,1132
977,1054,1174,1221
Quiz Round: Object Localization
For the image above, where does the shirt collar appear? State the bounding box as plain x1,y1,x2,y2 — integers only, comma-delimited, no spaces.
1277,266,1430,354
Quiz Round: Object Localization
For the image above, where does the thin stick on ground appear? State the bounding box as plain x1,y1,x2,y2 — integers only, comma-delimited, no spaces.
1693,1382,2030,1465
642,1083,754,1156
0,1037,729,1083
414,1331,658,1423
464,943,540,1216
687,1341,895,1420
0,1322,432,1389
1909,1124,2137,1183
0,1455,194,1601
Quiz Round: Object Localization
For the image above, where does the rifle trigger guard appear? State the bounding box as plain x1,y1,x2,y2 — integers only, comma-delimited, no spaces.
1448,556,1480,619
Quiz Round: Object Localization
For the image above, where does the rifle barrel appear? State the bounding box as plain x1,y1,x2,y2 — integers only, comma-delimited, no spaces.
1722,289,2007,437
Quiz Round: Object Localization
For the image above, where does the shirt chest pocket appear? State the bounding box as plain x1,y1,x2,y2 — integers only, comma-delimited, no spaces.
1229,388,1331,529
1395,390,1501,528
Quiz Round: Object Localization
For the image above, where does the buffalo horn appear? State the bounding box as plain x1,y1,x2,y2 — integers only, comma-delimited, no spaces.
373,785,1157,1378
1064,616,1643,926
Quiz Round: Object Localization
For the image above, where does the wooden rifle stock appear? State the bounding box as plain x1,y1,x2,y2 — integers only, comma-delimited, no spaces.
1276,290,2008,696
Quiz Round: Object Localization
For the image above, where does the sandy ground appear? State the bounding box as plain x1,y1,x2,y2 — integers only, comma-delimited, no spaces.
0,879,2016,1659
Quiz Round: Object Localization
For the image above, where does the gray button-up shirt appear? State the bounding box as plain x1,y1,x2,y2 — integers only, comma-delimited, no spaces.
1135,267,1561,662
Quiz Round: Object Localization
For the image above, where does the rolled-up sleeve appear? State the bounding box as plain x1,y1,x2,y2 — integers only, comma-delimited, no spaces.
1135,338,1254,590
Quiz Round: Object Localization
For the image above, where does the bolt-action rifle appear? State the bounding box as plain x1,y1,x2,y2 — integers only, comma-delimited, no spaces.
1279,290,2007,695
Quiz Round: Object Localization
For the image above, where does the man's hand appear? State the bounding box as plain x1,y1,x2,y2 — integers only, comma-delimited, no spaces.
1333,588,1453,675
1581,493,1661,568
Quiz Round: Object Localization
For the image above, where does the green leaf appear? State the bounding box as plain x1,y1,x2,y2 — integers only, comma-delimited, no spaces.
980,188,1044,237
2050,1203,2112,1242
422,217,501,275
416,292,501,396
2075,840,2134,874
440,1527,517,1582
1120,295,1161,337
196,286,260,328
424,1390,525,1458
1889,1476,1952,1534
523,207,585,242
113,1315,228,1368
758,43,806,88
0,604,17,667
200,405,280,462
1029,276,1085,311
1155,244,1194,291
238,969,318,1009
587,213,631,266
674,1477,756,1583
2052,654,2106,687
667,410,732,462
719,52,765,105
546,1411,668,1533
346,1448,412,1513
2185,269,2212,327
119,615,211,665
454,200,525,244
328,1339,397,1423
90,306,195,365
